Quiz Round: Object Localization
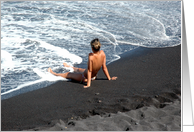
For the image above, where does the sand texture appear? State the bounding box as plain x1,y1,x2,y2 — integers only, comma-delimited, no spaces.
1,45,181,131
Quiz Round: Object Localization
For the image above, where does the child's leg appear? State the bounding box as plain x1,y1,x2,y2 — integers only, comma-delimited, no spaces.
63,62,85,73
48,68,83,82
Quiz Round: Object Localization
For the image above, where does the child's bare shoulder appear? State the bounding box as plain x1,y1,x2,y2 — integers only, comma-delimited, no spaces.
88,53,94,60
100,50,105,55
89,53,93,56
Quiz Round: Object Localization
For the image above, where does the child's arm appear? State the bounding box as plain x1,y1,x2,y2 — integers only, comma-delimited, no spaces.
84,54,92,88
102,52,117,80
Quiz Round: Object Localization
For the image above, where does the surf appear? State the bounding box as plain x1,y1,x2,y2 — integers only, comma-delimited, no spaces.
1,1,181,100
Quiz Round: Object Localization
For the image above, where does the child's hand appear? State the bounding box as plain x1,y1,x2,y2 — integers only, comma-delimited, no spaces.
84,85,90,88
111,76,117,80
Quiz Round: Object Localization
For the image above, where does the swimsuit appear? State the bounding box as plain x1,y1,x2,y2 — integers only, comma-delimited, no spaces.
80,73,96,84
80,73,85,84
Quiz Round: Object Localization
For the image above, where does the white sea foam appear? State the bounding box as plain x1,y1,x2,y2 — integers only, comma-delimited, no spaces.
33,68,68,81
1,50,14,70
107,54,121,65
1,79,45,96
38,40,82,64
1,68,69,96
1,1,181,99
1,37,82,96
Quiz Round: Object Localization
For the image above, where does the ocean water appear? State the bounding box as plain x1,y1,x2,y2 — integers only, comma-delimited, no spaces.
1,1,181,100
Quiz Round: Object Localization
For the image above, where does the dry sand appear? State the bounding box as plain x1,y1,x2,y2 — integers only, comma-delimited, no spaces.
26,99,181,131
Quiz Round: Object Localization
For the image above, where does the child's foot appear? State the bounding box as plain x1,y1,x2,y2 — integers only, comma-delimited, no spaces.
48,68,54,74
63,62,71,68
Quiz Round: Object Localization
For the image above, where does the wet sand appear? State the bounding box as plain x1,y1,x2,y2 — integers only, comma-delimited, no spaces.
1,45,181,131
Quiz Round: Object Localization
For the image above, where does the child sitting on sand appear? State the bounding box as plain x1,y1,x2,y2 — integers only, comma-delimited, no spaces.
48,38,117,88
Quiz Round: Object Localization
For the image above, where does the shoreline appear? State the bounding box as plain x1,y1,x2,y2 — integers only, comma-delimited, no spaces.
1,45,181,131
1,44,180,101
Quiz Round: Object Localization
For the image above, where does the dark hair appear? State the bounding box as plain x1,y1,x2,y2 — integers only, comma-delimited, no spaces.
90,38,101,51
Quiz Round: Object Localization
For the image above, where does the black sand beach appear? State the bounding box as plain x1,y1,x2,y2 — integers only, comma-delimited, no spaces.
1,45,181,131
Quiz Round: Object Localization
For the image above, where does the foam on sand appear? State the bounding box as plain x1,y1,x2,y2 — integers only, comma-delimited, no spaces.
1,68,69,96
